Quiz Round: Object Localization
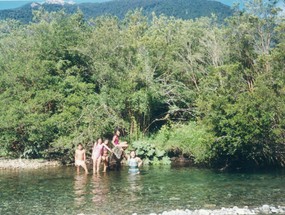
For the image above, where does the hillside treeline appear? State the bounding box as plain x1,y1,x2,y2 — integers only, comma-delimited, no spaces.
0,0,284,169
0,0,232,24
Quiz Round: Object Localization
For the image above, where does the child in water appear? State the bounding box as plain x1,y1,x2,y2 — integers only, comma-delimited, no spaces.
127,150,143,174
92,138,112,174
74,143,89,174
101,139,110,172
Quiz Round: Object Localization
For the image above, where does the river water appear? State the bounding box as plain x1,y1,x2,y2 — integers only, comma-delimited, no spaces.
0,166,284,215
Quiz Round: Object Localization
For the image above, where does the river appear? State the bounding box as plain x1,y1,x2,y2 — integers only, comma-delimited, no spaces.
0,166,284,214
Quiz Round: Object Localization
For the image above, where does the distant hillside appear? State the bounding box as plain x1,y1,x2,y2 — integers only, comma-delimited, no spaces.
0,0,233,23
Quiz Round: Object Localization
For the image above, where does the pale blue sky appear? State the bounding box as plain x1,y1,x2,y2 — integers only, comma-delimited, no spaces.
0,0,109,1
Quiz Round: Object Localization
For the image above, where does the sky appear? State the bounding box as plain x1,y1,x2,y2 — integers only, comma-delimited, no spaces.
0,0,112,10
218,0,242,6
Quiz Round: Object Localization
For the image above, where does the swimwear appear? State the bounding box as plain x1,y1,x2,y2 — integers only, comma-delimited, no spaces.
92,144,103,159
128,158,139,174
102,147,108,156
113,135,119,145
75,160,85,166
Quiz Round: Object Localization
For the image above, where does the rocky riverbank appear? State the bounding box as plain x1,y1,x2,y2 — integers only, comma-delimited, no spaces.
77,205,285,215
0,158,61,169
137,205,285,215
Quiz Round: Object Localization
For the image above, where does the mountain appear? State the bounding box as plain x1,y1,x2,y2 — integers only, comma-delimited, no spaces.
0,0,233,23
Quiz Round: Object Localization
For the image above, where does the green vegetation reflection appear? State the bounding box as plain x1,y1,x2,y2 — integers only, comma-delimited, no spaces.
0,167,284,214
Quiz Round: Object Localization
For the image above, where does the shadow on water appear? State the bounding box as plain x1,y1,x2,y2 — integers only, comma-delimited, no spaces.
0,165,284,215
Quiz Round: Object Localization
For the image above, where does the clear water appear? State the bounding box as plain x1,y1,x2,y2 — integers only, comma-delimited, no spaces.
0,166,284,215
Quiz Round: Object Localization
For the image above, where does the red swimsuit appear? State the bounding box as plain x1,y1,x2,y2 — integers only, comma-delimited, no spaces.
113,135,119,145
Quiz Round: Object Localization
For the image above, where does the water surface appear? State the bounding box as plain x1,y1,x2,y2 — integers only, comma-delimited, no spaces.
0,166,284,215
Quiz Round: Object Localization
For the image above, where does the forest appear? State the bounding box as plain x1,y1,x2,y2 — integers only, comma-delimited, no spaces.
0,0,232,24
0,0,284,169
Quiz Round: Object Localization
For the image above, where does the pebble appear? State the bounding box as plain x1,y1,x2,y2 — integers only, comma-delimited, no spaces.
262,204,271,214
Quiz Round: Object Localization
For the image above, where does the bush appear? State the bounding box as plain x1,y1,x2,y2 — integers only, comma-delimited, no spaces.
130,140,171,165
152,121,215,164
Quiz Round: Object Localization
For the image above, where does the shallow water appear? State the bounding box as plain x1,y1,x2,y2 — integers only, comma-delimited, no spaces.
0,166,284,215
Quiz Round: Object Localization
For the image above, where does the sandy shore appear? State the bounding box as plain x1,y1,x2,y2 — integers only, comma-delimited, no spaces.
0,158,61,169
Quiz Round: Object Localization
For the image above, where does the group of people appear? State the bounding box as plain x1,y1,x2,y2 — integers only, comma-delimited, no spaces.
74,129,142,174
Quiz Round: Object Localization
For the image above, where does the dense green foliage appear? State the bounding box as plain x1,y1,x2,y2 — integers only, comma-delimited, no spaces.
151,122,215,163
0,0,232,24
131,140,171,165
0,0,284,169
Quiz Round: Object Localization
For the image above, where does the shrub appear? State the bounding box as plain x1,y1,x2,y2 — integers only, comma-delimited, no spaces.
152,121,215,164
130,140,171,165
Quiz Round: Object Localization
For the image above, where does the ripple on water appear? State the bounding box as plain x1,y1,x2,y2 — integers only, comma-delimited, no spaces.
0,166,284,214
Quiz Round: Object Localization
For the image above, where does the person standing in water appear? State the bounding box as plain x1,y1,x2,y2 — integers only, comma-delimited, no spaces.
127,150,143,174
92,138,112,174
74,143,89,174
101,139,111,172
